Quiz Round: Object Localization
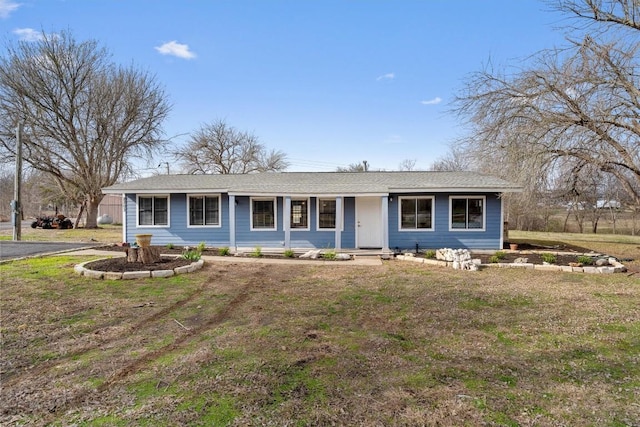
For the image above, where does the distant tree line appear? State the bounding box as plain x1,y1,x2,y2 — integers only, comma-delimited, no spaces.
441,0,640,234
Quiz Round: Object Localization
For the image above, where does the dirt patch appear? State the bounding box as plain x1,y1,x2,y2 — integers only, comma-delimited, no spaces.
84,256,192,272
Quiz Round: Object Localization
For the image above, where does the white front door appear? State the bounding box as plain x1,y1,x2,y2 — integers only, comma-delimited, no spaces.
356,197,383,248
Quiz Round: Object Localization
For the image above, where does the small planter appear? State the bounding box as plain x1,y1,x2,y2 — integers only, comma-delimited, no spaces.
135,234,153,248
509,243,519,251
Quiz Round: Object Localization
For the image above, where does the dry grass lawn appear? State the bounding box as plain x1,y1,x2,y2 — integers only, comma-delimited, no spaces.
1,249,639,426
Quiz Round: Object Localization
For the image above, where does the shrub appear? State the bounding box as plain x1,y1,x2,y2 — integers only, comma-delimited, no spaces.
424,249,436,259
489,255,502,263
182,250,201,261
197,241,206,252
283,249,295,258
493,251,507,260
541,253,557,264
250,246,263,258
577,255,594,265
218,247,230,256
165,243,174,249
323,249,337,260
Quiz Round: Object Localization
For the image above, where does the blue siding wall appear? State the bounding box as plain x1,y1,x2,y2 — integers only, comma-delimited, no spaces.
235,196,356,249
124,192,501,250
124,193,231,247
388,192,502,250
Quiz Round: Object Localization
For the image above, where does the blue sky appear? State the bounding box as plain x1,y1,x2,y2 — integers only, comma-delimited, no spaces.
2,0,567,172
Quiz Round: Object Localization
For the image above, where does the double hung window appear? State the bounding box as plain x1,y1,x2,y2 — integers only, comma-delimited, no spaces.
188,195,220,226
138,195,169,226
450,197,484,230
400,197,433,230
251,198,276,230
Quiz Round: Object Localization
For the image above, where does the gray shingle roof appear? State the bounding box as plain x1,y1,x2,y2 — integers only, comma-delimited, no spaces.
102,171,521,195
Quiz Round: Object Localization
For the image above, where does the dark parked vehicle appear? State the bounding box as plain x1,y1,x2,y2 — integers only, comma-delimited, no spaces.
31,215,74,230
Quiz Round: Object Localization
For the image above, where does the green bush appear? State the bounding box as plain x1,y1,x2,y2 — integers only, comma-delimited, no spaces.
182,250,201,261
165,243,174,249
283,249,295,258
577,255,594,265
250,246,263,258
218,247,230,256
323,249,337,260
493,251,507,260
197,241,206,252
541,253,557,264
424,249,436,259
489,255,502,263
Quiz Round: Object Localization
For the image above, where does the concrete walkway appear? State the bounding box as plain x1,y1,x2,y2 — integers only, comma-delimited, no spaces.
58,249,384,266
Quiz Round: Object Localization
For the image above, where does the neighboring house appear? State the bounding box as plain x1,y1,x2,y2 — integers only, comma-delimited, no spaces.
101,171,521,251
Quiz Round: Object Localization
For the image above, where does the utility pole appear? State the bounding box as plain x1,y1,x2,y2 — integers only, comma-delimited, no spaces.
12,123,23,241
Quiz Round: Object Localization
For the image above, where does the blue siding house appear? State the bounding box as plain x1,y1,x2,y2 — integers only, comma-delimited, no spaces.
102,171,521,252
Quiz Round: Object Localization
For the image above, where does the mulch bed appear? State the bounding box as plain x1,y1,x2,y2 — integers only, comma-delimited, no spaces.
84,255,192,273
472,252,587,266
93,243,609,270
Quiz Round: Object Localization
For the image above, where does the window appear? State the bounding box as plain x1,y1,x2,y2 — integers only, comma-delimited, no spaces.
400,197,433,230
318,198,336,229
450,196,484,230
251,198,276,230
188,195,220,227
290,199,309,229
137,195,169,226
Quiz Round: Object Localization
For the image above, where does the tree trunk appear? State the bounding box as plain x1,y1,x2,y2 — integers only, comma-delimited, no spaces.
126,247,161,264
84,195,103,229
73,201,86,229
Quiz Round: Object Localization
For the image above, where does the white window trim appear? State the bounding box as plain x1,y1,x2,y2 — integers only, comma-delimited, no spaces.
290,197,310,231
316,197,344,231
250,197,278,231
187,194,222,228
136,194,170,228
398,196,434,232
448,195,486,232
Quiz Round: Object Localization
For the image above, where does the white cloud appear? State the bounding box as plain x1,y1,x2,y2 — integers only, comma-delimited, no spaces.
154,40,197,59
376,72,395,81
420,97,442,105
0,0,20,19
13,28,44,42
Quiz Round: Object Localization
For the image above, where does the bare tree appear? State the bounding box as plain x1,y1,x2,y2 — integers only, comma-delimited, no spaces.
398,159,417,171
336,161,369,172
454,0,640,222
174,120,289,174
428,147,472,172
0,30,170,228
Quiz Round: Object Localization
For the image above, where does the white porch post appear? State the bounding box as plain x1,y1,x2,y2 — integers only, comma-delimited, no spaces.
382,195,389,251
335,196,342,250
228,195,236,250
283,196,291,249
121,194,127,243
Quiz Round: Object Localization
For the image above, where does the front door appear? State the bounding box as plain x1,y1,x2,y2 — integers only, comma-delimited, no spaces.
356,197,383,248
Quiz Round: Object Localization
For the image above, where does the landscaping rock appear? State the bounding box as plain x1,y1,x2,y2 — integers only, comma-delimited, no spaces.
152,270,174,278
122,271,151,280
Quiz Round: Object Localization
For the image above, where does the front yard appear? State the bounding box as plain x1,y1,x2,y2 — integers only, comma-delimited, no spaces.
1,253,639,426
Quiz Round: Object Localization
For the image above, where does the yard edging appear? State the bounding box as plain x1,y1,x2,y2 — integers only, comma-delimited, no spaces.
395,252,627,274
74,258,205,280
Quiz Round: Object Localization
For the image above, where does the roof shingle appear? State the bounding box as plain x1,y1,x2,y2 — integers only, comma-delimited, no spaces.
102,171,521,195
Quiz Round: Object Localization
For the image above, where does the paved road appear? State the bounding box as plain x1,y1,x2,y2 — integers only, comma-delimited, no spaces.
0,241,102,261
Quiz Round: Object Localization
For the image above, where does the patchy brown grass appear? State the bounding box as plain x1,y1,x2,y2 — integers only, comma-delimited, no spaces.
1,253,639,426
0,223,122,243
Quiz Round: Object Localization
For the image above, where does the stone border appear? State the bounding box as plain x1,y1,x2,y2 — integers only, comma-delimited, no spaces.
74,258,205,280
395,254,627,274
